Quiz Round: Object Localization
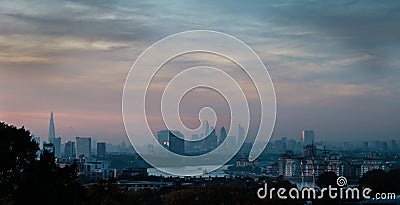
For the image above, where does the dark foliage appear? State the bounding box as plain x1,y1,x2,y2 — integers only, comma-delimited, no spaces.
0,122,83,205
316,171,338,188
0,122,39,203
359,169,400,195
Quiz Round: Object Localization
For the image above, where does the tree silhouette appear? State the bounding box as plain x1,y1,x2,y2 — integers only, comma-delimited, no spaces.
15,150,84,205
359,169,399,195
0,122,39,203
0,122,83,205
387,169,400,194
316,171,338,188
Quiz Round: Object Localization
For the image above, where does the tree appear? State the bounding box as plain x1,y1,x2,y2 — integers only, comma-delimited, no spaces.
164,189,198,205
387,169,400,194
126,189,162,205
0,122,38,201
359,169,392,194
15,150,84,205
0,122,83,205
272,175,297,190
317,171,338,188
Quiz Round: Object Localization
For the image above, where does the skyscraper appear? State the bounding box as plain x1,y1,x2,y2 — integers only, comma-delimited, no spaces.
157,130,170,148
53,137,61,158
205,128,218,150
64,141,76,158
390,140,398,153
97,142,107,158
203,121,210,137
48,112,56,143
157,130,185,155
301,130,315,145
219,127,227,145
169,131,185,155
76,137,91,158
382,142,388,153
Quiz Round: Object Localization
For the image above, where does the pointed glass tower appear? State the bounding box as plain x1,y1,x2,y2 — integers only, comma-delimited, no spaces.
48,112,56,143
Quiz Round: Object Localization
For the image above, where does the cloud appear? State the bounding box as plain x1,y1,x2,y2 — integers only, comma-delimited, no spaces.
0,0,399,143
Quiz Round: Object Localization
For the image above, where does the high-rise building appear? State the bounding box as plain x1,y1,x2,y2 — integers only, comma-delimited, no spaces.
48,112,56,143
53,137,61,158
237,124,245,145
64,141,76,158
382,142,388,153
76,137,91,158
203,121,210,137
157,130,170,148
219,127,227,145
205,128,217,150
157,130,185,155
169,131,185,155
302,144,316,158
390,140,398,153
281,137,287,152
97,142,107,158
301,130,315,145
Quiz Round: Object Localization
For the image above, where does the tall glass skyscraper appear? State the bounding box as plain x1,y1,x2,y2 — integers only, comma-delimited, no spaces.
48,112,55,143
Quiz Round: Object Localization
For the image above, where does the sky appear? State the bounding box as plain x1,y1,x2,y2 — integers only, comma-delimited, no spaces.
0,0,399,145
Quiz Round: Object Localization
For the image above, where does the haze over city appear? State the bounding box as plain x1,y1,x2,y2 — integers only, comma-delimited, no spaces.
1,0,399,145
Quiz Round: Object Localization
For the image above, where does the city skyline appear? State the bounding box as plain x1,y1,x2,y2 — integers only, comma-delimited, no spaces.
31,112,399,162
1,1,400,144
37,112,399,153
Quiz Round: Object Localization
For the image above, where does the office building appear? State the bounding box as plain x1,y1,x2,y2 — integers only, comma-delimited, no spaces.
53,137,61,158
64,141,76,158
203,121,210,137
97,142,107,158
390,140,398,153
157,130,170,148
205,128,217,150
219,127,227,145
382,142,388,153
157,130,185,155
76,137,91,158
301,130,315,145
169,131,185,155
